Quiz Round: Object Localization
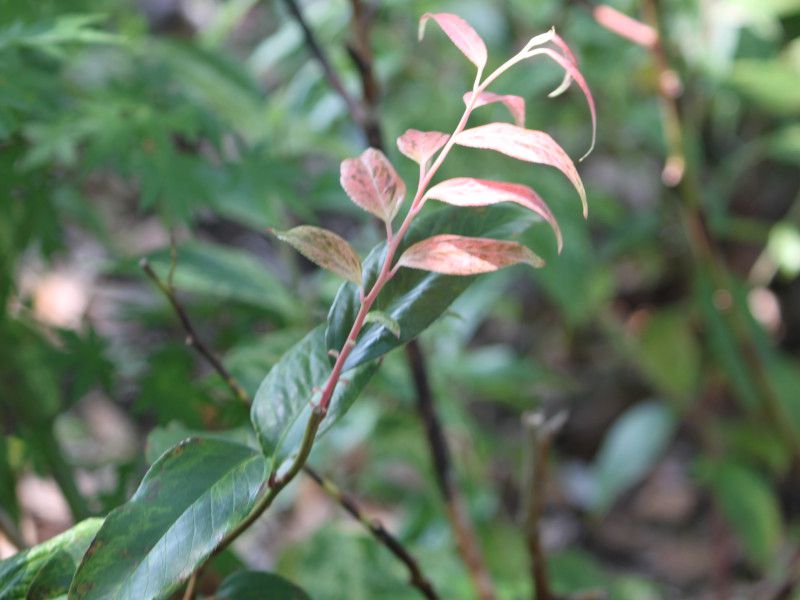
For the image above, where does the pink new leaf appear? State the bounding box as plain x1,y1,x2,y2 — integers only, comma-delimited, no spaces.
397,129,449,165
419,13,487,71
593,5,657,48
340,148,407,223
398,234,544,275
455,123,588,217
425,177,563,252
464,91,526,127
273,225,362,285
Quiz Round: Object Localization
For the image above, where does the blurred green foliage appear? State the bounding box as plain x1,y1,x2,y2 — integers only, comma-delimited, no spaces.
1,0,800,598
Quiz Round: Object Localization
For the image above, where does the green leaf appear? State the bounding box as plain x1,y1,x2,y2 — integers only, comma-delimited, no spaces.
145,423,255,465
251,326,378,471
767,124,800,164
697,461,782,569
216,570,311,600
326,205,539,369
69,439,267,600
363,311,401,339
634,309,701,402
729,60,800,115
0,518,102,600
146,241,299,318
273,225,362,285
591,401,676,513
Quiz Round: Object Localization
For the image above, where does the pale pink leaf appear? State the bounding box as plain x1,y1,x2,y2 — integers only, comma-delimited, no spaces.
455,123,588,217
464,91,526,127
593,5,657,48
425,177,563,252
419,12,487,70
340,148,406,222
273,225,362,285
398,234,543,275
396,129,449,165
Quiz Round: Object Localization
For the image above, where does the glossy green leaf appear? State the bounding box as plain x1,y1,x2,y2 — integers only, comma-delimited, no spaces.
697,461,782,569
146,241,298,318
216,570,311,600
251,326,378,471
69,439,266,600
591,401,676,513
145,423,255,465
0,518,102,600
363,311,401,339
326,205,539,369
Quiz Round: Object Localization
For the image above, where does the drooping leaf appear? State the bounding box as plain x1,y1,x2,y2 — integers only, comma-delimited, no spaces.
515,38,597,159
69,439,266,600
591,401,676,513
455,123,588,217
272,225,362,285
418,12,487,71
697,460,783,569
326,204,541,370
398,234,543,275
593,5,657,48
145,241,298,318
216,570,311,600
251,326,378,471
424,177,562,252
464,91,526,127
0,518,102,600
363,311,401,339
396,129,449,166
339,148,406,223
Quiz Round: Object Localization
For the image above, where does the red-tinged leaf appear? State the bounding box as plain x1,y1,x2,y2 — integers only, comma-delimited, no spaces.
419,12,487,71
455,123,588,217
397,234,543,275
464,91,526,127
535,44,596,160
593,5,657,48
397,129,449,165
424,177,563,252
340,148,406,223
273,225,362,285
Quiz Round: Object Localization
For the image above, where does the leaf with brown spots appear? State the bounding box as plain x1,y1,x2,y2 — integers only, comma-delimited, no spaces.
339,148,406,223
273,225,362,285
396,129,449,166
397,234,544,275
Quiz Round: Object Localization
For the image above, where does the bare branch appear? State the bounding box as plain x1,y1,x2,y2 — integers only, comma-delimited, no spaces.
304,466,440,599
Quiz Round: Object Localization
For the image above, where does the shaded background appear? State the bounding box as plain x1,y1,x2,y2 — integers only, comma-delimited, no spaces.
1,0,800,598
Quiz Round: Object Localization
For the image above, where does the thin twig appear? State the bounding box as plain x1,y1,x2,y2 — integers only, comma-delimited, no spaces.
280,0,367,126
182,571,198,600
303,466,440,599
141,256,437,599
139,258,250,405
521,411,567,600
406,342,498,600
639,0,800,463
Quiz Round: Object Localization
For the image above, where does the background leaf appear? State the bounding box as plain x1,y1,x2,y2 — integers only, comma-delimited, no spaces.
216,570,311,600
